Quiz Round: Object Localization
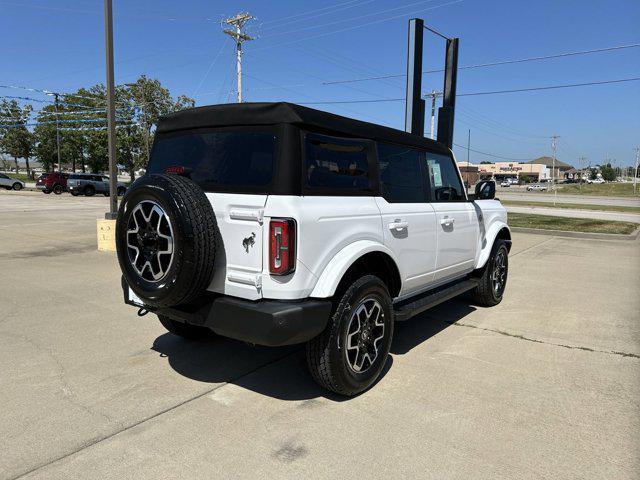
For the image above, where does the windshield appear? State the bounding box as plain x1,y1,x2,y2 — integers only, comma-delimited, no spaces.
148,127,278,192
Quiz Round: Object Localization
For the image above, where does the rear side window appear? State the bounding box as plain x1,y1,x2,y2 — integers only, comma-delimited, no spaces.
148,128,277,191
304,133,372,193
426,153,465,202
377,143,426,203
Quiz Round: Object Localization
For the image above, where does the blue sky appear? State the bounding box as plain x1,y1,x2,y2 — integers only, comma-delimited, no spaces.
1,0,639,167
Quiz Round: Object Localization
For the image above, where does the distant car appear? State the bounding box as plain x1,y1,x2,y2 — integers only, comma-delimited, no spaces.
36,172,68,194
0,173,25,190
587,178,605,184
526,184,547,191
67,173,127,197
500,181,511,187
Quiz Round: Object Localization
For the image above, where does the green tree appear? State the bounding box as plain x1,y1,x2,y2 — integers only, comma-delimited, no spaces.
0,100,35,176
589,168,598,180
600,163,615,182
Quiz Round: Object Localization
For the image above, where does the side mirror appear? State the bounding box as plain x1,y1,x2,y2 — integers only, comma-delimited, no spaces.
474,180,496,200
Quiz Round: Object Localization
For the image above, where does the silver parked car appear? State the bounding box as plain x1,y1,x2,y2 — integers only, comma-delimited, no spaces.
526,183,547,192
67,173,127,197
0,173,25,190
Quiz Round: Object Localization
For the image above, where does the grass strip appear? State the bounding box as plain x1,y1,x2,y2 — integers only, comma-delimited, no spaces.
508,213,639,235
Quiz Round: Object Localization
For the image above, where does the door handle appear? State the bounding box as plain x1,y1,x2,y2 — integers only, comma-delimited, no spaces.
440,217,455,226
388,220,409,231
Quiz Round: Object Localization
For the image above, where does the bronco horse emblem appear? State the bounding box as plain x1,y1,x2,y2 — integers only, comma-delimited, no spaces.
242,233,256,253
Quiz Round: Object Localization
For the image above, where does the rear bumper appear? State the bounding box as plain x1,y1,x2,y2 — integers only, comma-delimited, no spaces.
121,277,332,347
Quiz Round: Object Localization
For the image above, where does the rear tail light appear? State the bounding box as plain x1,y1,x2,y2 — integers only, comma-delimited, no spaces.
269,218,296,275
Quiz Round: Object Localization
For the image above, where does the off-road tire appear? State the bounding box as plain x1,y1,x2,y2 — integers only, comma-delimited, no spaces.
52,184,63,194
70,191,79,196
12,182,23,191
472,239,509,307
158,314,213,340
306,275,393,396
116,173,217,308
43,189,51,194
84,185,95,196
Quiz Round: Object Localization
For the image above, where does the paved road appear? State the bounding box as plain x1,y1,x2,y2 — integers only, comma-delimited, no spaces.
506,205,640,223
498,189,640,207
1,190,639,479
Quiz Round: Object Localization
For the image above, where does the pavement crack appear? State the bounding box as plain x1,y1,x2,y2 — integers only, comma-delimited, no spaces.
442,320,640,359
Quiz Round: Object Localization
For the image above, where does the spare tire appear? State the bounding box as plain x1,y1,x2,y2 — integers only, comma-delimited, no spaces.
116,174,216,308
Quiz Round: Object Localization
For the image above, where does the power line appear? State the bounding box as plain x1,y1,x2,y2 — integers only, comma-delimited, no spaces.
261,0,376,30
296,76,640,104
322,43,640,85
451,142,533,161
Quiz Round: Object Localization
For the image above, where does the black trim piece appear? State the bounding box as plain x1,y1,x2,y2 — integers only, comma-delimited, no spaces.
394,278,479,322
121,277,332,347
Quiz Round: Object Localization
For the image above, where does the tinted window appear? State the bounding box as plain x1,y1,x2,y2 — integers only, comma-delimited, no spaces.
426,153,465,202
377,143,425,203
305,134,370,191
69,174,81,180
149,128,277,190
0,173,7,179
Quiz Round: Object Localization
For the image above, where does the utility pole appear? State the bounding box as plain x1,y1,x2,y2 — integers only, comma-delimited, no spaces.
423,90,442,140
223,13,253,103
103,0,118,219
466,128,471,188
634,147,639,196
53,93,62,172
579,156,586,193
551,134,559,205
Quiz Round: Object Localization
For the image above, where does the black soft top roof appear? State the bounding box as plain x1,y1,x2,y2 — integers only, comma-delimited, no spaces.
157,102,450,154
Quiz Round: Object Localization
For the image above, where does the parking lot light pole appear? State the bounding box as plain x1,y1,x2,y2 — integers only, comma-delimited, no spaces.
104,0,118,220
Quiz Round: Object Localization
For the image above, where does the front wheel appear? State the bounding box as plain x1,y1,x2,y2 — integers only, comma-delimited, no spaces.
306,275,393,396
12,182,23,191
158,315,213,340
472,240,509,307
84,185,95,197
53,184,63,194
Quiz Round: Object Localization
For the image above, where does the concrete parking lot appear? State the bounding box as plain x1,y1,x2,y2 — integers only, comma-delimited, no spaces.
1,190,639,480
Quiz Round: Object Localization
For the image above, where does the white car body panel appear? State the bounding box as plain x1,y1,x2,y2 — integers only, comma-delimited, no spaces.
374,197,437,295
204,191,508,302
430,201,479,282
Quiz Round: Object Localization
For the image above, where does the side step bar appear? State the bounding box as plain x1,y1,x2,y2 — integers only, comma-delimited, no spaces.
393,278,479,322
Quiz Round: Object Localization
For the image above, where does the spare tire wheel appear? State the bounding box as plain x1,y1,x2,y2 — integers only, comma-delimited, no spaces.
116,173,217,308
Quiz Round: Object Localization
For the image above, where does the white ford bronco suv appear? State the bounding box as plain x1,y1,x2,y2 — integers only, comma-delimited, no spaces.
116,102,510,396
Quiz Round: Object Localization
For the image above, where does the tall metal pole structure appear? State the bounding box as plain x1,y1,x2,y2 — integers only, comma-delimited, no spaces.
634,147,639,196
103,0,118,219
53,93,62,172
405,18,425,136
466,128,471,187
579,156,586,193
551,134,559,205
223,13,253,103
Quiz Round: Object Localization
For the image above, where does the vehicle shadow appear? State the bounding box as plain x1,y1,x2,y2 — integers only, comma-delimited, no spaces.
151,297,478,402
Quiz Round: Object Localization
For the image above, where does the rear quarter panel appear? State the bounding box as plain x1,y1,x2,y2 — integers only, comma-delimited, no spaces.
261,196,383,300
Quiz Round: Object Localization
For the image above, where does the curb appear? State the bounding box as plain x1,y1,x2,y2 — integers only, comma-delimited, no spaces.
511,226,640,241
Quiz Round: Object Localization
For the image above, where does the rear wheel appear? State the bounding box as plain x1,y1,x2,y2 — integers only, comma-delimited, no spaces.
52,184,63,194
158,315,213,340
306,275,393,396
70,191,79,196
102,191,110,197
472,240,509,307
84,185,95,197
12,182,23,191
